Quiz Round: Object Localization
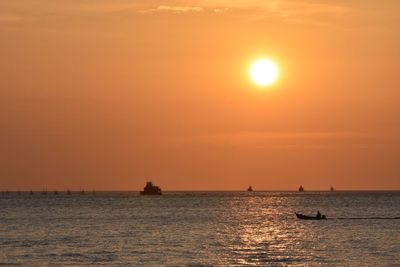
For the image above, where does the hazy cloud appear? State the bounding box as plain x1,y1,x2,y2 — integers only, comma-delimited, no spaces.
184,131,394,147
262,1,350,17
213,8,231,14
139,5,203,14
0,1,351,22
269,2,351,24
0,14,24,22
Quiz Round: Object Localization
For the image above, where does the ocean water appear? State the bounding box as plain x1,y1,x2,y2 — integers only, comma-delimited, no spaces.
0,191,399,266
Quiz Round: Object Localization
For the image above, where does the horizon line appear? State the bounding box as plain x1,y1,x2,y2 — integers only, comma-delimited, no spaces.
2,189,400,193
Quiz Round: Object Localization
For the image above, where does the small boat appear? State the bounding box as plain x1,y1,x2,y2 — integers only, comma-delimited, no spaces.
330,186,334,191
298,185,304,192
247,186,253,192
140,181,162,195
295,212,327,220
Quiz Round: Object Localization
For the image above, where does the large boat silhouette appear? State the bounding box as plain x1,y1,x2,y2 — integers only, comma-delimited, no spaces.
140,181,162,195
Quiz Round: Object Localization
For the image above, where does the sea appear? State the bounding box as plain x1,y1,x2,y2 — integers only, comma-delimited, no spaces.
0,191,399,266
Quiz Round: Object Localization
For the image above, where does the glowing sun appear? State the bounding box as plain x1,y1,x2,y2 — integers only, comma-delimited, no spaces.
249,59,279,86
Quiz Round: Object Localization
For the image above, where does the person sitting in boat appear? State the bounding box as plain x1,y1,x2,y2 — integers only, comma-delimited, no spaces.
316,211,322,219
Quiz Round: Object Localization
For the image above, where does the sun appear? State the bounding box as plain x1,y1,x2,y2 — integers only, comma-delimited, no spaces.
249,59,279,87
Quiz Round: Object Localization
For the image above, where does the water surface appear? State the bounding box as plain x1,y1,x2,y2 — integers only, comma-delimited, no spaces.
1,191,399,266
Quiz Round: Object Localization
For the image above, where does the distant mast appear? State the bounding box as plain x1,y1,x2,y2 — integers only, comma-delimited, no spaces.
298,185,304,192
247,186,253,192
330,186,334,192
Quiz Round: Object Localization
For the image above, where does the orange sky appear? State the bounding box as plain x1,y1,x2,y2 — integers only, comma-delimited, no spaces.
0,0,399,190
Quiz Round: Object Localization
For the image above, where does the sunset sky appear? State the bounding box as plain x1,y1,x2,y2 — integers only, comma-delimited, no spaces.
1,0,399,190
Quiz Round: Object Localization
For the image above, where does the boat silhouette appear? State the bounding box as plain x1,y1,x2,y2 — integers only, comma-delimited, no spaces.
295,212,326,220
247,186,253,192
298,185,304,192
140,181,162,195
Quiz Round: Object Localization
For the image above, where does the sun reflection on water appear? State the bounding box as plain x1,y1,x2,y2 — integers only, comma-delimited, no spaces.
220,194,314,265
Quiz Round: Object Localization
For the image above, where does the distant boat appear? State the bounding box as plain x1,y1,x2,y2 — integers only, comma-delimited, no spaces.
30,190,34,195
298,185,304,192
67,189,71,195
295,212,326,220
330,186,334,191
247,186,253,192
140,181,162,195
54,190,58,195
